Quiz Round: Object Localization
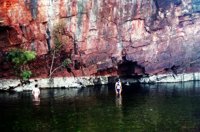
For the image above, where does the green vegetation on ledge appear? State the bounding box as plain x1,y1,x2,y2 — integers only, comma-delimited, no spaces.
7,48,36,80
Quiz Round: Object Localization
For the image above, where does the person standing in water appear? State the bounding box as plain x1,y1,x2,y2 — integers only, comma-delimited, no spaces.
32,85,40,100
115,78,122,95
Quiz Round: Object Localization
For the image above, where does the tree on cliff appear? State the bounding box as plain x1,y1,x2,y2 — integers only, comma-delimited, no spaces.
48,23,73,78
7,48,36,80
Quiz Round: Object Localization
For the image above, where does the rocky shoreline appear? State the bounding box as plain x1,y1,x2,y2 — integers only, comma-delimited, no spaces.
1,72,200,92
0,76,109,92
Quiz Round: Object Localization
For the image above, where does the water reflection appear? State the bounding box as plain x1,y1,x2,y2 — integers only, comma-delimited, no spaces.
115,94,122,107
32,96,40,106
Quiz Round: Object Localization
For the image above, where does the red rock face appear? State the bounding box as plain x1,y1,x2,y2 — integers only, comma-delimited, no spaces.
1,0,200,78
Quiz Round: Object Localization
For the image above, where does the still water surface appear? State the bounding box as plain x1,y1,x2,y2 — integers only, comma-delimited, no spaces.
1,82,200,131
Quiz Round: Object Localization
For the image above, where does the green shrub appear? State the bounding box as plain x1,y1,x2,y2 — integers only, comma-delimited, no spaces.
62,58,72,68
20,70,32,80
7,48,36,80
7,49,36,67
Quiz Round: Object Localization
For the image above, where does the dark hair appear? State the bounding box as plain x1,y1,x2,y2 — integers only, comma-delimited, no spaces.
116,78,120,82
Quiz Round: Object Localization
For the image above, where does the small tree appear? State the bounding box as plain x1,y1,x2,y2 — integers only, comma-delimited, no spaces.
48,23,73,78
7,48,36,80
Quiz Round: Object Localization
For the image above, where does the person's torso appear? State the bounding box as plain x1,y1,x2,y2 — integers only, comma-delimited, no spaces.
116,82,121,89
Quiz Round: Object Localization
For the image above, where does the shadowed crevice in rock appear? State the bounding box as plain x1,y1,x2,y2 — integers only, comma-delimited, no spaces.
154,0,182,10
118,56,146,78
25,0,38,20
0,26,21,49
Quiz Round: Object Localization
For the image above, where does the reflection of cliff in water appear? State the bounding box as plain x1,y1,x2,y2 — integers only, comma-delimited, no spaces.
1,81,200,102
139,81,200,96
0,85,110,102
40,85,110,100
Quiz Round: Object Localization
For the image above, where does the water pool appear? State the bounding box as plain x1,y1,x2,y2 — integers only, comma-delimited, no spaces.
1,82,200,132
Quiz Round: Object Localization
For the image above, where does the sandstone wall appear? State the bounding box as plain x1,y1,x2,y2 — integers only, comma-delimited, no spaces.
1,0,200,78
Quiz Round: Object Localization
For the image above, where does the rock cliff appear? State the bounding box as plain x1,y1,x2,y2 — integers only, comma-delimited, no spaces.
1,0,200,78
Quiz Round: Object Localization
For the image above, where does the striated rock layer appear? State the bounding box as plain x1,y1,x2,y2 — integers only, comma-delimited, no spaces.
1,0,200,79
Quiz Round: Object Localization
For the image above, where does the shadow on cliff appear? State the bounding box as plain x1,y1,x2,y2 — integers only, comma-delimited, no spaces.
117,56,147,82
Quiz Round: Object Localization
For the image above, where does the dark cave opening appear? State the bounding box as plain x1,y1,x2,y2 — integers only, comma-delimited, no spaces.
117,57,146,79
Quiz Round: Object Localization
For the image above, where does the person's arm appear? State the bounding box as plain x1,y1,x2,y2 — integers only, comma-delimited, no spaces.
38,89,40,95
32,89,34,95
120,82,122,91
115,83,118,93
